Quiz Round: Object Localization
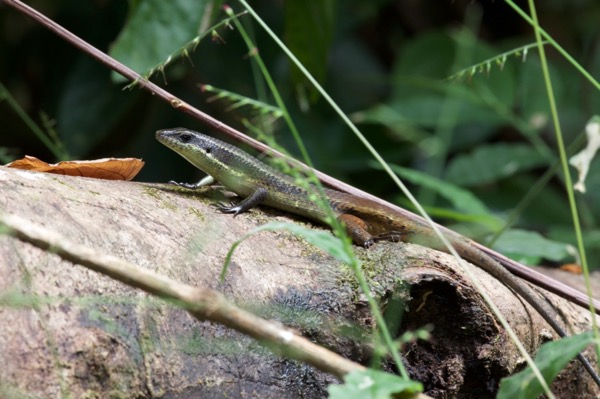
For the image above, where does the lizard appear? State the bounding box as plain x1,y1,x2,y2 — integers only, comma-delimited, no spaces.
156,127,600,386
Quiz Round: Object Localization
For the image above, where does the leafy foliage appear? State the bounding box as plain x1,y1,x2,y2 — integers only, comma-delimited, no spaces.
328,369,422,399
498,333,596,399
445,143,549,186
284,0,336,103
109,0,220,81
493,229,572,265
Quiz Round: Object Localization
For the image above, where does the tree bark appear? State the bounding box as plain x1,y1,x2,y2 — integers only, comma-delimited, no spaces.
0,166,597,398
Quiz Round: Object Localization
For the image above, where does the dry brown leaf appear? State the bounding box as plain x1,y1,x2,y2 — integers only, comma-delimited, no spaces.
559,263,583,274
5,156,144,181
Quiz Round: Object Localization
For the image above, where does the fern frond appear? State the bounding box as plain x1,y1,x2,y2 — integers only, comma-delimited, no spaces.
448,41,548,81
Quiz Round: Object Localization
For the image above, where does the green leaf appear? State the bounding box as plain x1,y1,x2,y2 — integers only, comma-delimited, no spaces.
445,143,549,186
517,56,565,124
498,332,596,399
363,96,503,130
386,164,490,216
352,104,431,144
222,222,351,280
493,229,570,263
285,0,336,102
393,31,456,79
390,30,516,114
328,369,422,399
407,205,503,231
109,0,216,82
57,58,138,156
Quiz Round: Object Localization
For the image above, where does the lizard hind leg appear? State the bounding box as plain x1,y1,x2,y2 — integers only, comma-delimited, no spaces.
338,213,410,248
337,213,375,247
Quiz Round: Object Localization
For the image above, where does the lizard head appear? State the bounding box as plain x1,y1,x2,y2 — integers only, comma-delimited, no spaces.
156,128,244,177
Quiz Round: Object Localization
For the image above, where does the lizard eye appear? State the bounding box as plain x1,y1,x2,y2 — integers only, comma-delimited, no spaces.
179,133,192,143
204,147,211,154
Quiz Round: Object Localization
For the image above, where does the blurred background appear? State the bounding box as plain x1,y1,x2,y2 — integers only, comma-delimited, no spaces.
1,0,600,269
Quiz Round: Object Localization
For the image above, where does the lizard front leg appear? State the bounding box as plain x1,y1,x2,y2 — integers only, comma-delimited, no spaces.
169,175,215,189
217,188,268,217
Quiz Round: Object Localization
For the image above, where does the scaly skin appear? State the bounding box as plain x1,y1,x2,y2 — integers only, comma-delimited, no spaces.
156,127,600,385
